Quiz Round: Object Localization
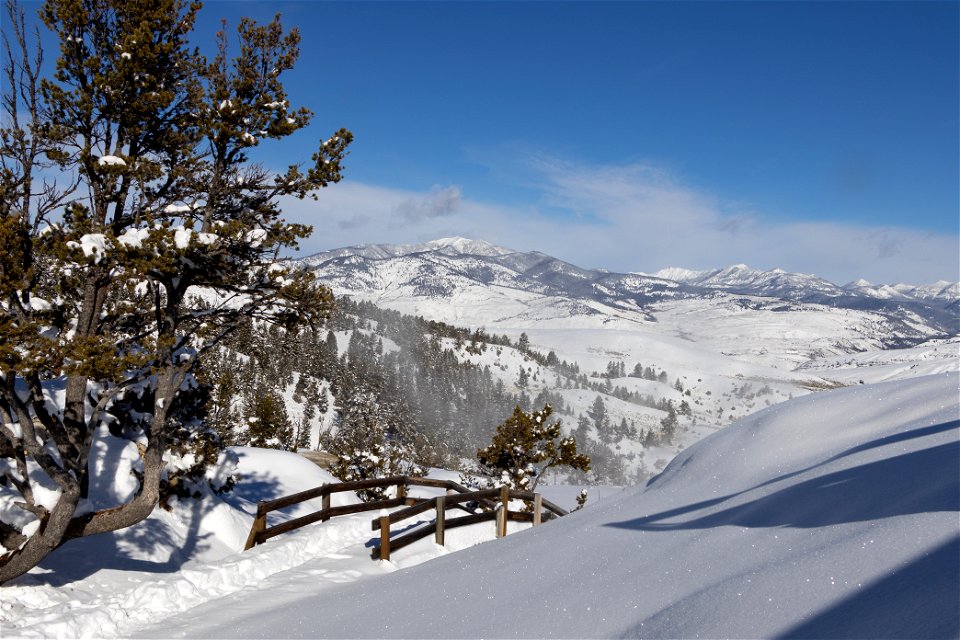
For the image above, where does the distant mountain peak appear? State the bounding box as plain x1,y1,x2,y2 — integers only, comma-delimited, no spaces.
650,267,708,282
423,237,515,257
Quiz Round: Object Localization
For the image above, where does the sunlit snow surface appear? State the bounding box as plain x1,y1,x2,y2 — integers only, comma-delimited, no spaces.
4,373,952,638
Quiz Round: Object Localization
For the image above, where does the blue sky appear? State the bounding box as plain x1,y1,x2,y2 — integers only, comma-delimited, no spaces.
14,1,960,283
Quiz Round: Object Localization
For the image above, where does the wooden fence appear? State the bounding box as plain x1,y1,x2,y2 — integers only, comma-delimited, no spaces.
243,475,567,558
371,484,567,561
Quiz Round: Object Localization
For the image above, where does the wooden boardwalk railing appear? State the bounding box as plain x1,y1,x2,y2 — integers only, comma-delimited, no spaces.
243,475,568,557
370,484,568,561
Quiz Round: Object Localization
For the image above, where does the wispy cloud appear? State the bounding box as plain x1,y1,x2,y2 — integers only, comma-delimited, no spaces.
393,185,461,223
281,154,958,285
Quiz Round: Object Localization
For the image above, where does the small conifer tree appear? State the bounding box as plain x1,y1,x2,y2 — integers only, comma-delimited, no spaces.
243,389,293,450
323,391,421,501
475,405,590,492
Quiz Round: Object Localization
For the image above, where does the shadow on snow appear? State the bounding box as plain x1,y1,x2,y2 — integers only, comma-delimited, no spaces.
611,421,958,531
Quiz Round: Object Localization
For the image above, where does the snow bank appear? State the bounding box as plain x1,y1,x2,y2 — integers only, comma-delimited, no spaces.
150,372,956,639
4,375,956,638
1,447,364,639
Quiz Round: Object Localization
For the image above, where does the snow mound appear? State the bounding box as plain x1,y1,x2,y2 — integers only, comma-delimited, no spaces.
192,373,957,638
3,377,956,638
1,447,365,639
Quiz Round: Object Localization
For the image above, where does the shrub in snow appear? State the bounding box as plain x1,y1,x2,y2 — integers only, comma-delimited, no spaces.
574,489,588,511
0,0,350,583
472,404,590,495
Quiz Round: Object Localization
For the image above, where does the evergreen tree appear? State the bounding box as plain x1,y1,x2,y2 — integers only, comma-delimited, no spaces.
323,390,421,501
0,0,350,582
660,404,679,444
517,332,530,353
588,395,611,443
475,405,590,492
243,389,293,450
517,366,529,388
293,417,311,450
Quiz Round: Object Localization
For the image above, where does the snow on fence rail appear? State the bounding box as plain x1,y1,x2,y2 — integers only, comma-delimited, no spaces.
243,476,568,558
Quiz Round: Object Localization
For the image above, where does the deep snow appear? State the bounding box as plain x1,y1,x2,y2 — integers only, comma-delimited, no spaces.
2,373,957,639
155,372,955,639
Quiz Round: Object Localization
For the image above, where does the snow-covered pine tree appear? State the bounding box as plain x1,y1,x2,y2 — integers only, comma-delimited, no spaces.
475,405,590,493
0,0,350,582
322,390,422,501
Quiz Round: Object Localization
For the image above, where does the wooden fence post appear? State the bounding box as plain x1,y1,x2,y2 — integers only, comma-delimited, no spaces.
379,515,391,561
533,493,542,526
244,502,268,550
435,496,445,546
497,486,509,538
321,493,331,522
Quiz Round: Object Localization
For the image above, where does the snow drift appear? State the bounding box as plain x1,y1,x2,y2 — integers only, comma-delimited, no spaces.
3,373,956,639
148,372,958,639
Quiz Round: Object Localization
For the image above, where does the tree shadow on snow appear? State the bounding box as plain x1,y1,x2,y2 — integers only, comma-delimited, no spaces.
608,423,959,531
17,499,213,587
219,469,286,516
778,535,960,639
17,471,287,587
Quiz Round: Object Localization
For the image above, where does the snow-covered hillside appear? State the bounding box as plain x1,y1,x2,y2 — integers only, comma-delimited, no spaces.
6,373,952,638
127,372,955,639
299,237,958,468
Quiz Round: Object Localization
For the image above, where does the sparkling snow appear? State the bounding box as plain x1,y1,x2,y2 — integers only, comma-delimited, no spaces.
2,373,956,639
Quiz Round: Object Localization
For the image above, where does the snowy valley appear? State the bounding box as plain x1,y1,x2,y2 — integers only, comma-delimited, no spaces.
297,237,958,477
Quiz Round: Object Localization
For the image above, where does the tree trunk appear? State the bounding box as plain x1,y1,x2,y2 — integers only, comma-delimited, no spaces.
0,481,80,584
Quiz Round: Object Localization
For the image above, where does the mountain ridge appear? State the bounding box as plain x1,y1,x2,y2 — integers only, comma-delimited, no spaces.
298,237,958,343
303,236,959,304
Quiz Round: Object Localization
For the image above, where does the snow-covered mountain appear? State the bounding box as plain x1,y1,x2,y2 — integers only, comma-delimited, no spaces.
652,262,960,305
844,278,960,303
300,236,957,349
651,263,847,298
303,237,515,263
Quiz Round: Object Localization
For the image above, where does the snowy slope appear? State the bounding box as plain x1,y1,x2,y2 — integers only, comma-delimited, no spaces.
797,336,960,385
128,372,958,639
3,374,956,639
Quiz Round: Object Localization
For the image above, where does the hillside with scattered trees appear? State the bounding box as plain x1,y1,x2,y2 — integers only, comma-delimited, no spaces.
204,296,693,486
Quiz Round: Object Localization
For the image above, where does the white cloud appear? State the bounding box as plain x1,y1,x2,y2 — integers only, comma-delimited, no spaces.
393,185,461,222
282,156,958,286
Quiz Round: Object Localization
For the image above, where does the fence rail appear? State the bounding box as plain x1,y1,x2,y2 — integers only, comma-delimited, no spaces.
370,485,567,560
243,475,568,557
